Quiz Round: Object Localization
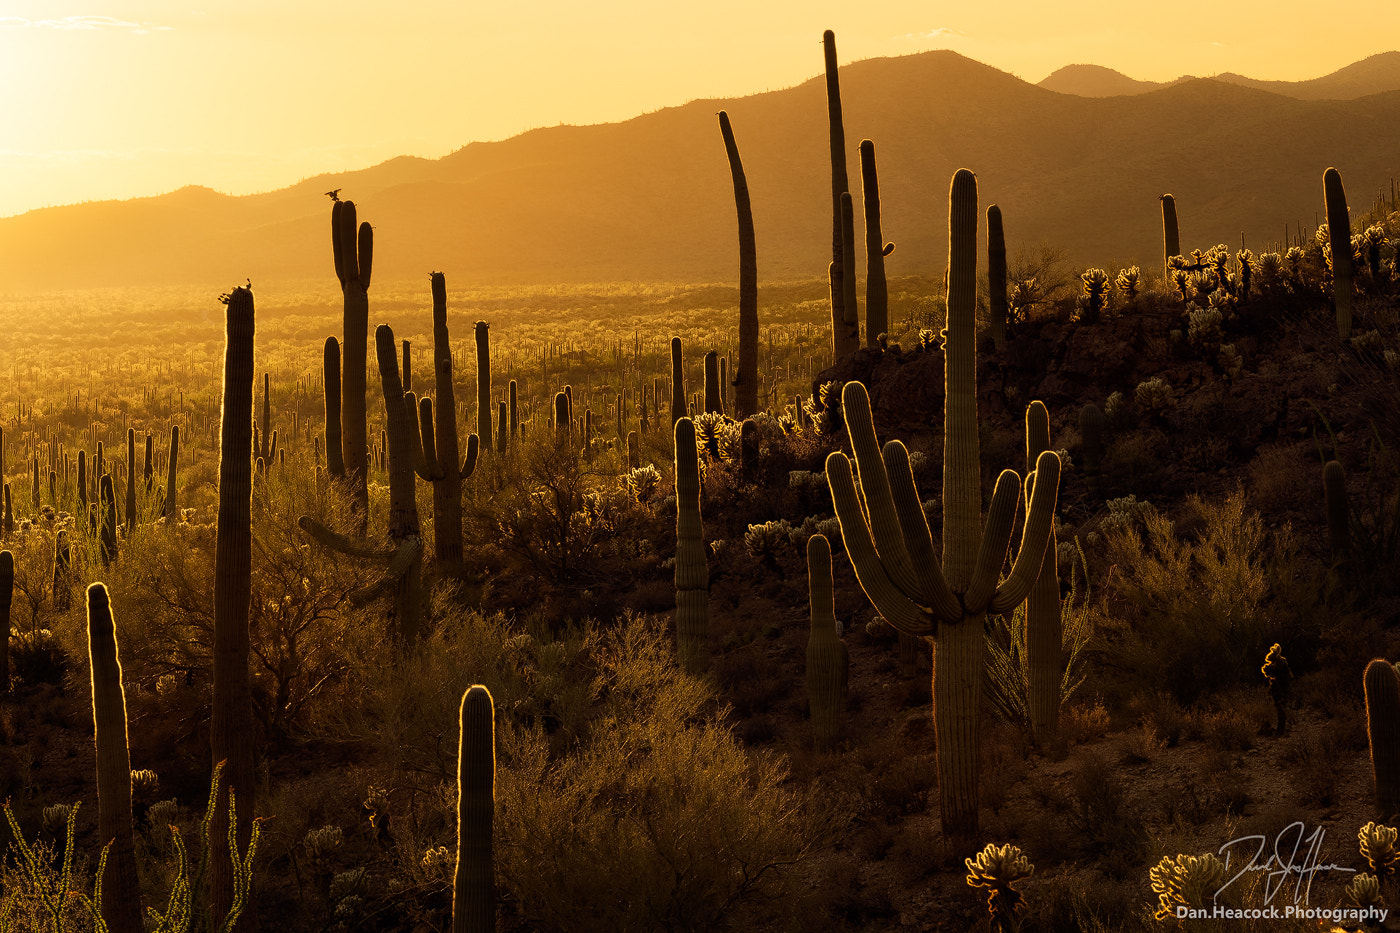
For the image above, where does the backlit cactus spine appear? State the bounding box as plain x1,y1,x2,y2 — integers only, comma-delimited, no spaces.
452,685,496,933
826,170,1061,839
718,111,759,420
806,534,847,750
674,417,709,673
210,285,257,926
1324,167,1353,338
1364,658,1400,819
1024,401,1062,742
86,582,142,933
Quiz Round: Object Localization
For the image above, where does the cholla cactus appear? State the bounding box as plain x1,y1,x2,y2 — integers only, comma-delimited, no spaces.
1134,377,1172,415
1236,248,1254,300
1359,821,1400,879
691,411,728,460
918,328,939,350
1079,268,1110,323
1101,494,1156,531
1351,330,1384,355
1115,266,1141,304
130,769,160,806
1256,251,1284,293
1150,853,1228,920
1218,344,1243,380
745,520,793,571
42,803,72,836
1188,269,1217,300
1347,873,1384,913
965,843,1034,933
1285,246,1305,282
1206,244,1232,293
1103,390,1130,427
304,824,344,861
625,465,661,503
1008,277,1040,327
1386,349,1400,371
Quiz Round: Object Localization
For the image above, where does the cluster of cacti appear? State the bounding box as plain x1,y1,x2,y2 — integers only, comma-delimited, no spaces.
1149,852,1227,920
673,417,708,673
825,169,1061,838
965,843,1034,933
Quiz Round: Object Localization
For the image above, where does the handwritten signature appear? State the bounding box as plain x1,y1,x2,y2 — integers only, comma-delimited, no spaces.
1216,822,1355,905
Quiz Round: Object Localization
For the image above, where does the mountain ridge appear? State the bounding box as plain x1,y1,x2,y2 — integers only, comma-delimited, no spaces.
3,48,1398,293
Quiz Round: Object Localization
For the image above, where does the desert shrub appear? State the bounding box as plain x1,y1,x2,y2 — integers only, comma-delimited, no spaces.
492,615,827,932
1095,487,1306,704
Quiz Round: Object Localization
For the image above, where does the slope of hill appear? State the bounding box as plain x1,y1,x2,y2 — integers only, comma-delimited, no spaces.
1213,50,1400,99
1036,63,1176,97
3,49,1399,293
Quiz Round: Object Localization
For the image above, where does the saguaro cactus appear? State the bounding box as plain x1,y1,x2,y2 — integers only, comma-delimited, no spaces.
1024,401,1062,742
670,337,686,426
53,530,71,612
826,170,1061,839
859,140,894,348
323,336,346,479
1324,167,1353,338
410,273,468,576
718,111,759,420
99,474,118,566
453,685,496,933
704,351,723,415
823,29,851,347
210,285,257,927
0,550,11,694
163,425,179,521
86,582,143,933
1365,658,1400,819
674,417,709,673
475,322,493,455
124,429,136,533
987,205,1008,347
1161,194,1180,280
332,199,373,525
806,534,848,750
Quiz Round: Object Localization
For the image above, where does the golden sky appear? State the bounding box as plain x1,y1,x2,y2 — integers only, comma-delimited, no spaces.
0,1,1392,218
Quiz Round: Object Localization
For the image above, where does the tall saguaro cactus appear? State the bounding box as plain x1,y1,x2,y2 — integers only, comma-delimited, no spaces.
838,192,860,353
163,425,179,521
806,534,847,750
670,337,686,426
475,322,492,455
453,685,496,933
124,429,136,533
1024,401,1062,742
1365,658,1400,819
1160,194,1180,281
826,170,1061,840
211,285,257,928
86,583,143,933
413,272,467,576
823,29,851,350
332,199,373,526
1324,167,1353,338
674,417,709,673
860,140,891,347
987,205,1008,347
718,111,759,420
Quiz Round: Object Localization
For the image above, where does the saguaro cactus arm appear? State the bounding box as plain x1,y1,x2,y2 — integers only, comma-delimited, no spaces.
718,111,759,421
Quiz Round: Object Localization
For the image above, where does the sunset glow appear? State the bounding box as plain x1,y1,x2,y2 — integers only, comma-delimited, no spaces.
1,0,1394,218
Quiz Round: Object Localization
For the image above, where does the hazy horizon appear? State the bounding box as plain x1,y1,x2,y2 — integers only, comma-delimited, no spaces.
3,0,1396,218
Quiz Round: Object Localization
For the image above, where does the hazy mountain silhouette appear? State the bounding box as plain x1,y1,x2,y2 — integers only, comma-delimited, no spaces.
1039,51,1400,99
3,49,1400,292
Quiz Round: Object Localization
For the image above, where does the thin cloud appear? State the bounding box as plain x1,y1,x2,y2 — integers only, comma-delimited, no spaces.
897,27,967,42
0,15,171,33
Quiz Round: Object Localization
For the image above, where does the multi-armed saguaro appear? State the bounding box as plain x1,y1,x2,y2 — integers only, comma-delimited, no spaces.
332,199,374,527
826,170,1061,839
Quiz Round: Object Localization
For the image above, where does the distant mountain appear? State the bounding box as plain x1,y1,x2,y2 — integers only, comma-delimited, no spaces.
3,49,1400,292
1037,64,1177,98
1038,51,1400,100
